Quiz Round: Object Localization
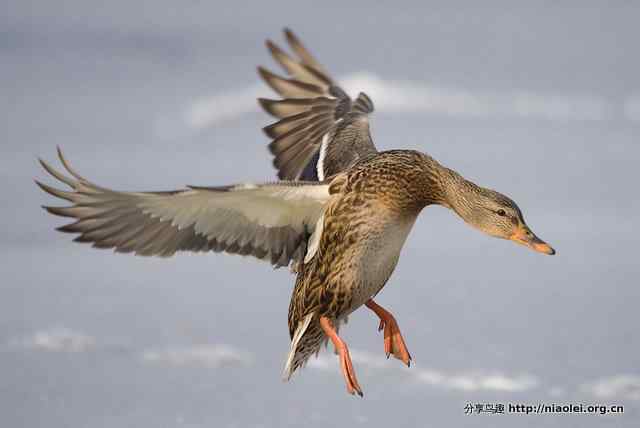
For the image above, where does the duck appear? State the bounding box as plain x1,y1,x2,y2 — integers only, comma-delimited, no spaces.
36,29,555,397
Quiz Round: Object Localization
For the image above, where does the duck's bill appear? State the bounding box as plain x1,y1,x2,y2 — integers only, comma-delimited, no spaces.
510,227,556,255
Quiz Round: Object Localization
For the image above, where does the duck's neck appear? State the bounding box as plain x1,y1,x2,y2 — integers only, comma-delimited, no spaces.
431,164,483,223
373,151,483,222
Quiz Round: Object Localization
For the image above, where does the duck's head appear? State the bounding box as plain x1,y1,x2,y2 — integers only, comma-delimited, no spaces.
456,187,555,255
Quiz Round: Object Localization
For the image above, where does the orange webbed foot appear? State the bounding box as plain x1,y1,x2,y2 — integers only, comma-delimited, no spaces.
367,300,412,367
319,316,364,397
337,343,363,397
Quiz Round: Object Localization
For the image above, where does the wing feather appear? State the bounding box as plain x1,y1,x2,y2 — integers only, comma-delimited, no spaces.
37,149,330,267
258,29,377,180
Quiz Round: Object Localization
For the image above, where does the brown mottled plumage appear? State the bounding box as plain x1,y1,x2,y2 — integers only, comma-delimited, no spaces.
284,151,432,375
35,29,555,397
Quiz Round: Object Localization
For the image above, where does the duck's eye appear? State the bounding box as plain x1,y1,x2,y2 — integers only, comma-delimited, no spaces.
497,209,506,217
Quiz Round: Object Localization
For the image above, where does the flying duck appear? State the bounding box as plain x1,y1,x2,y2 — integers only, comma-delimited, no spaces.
36,29,555,397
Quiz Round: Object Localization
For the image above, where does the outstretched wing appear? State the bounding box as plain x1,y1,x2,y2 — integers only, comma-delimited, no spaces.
258,28,377,181
36,148,329,267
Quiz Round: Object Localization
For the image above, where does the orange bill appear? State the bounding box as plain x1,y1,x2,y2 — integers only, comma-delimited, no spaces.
510,226,555,255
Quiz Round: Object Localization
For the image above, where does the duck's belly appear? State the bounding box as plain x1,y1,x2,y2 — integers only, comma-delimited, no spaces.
343,216,417,315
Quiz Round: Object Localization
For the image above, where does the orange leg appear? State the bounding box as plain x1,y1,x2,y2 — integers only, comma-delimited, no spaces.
365,299,412,367
319,316,363,397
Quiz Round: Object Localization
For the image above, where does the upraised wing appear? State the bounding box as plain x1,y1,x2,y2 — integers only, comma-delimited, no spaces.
36,148,329,267
258,29,377,181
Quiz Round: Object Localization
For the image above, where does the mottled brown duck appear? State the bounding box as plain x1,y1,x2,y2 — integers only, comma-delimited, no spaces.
36,29,554,397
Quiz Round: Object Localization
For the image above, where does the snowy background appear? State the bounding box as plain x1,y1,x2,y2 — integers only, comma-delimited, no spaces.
2,1,639,427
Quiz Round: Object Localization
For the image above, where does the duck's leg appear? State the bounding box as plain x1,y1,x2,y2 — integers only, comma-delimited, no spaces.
319,316,363,397
365,299,412,366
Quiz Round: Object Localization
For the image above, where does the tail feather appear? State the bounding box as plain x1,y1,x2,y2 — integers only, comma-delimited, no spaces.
282,312,315,380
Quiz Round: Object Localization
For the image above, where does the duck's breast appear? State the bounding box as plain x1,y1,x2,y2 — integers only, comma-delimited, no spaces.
346,214,418,313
